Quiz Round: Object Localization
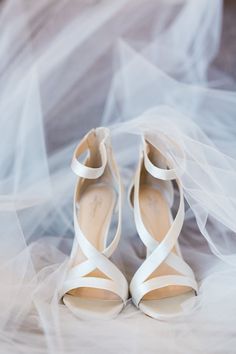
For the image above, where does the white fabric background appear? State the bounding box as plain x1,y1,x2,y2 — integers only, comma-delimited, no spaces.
0,0,236,353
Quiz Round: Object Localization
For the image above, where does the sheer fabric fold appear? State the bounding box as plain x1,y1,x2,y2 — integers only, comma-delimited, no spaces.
1,0,236,353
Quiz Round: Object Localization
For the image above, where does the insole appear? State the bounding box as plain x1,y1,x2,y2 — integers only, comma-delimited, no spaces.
68,184,119,300
139,185,192,301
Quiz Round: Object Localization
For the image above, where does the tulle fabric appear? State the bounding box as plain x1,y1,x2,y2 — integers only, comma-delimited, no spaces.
1,0,236,353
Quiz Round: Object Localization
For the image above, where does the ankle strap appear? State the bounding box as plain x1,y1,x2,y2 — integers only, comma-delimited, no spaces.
143,139,176,181
71,129,108,179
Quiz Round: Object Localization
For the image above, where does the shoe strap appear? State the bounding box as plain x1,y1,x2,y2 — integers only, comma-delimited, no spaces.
71,129,108,179
130,139,198,307
132,275,198,307
61,129,128,302
133,154,185,265
61,203,128,302
143,138,176,181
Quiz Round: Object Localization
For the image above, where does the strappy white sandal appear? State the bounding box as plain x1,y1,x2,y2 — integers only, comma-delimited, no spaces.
61,127,128,320
129,136,198,320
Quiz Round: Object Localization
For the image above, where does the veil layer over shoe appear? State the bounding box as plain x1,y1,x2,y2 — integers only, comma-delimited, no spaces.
1,0,236,353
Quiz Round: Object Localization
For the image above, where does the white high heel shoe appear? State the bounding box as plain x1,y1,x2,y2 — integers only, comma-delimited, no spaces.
129,136,198,320
61,127,128,320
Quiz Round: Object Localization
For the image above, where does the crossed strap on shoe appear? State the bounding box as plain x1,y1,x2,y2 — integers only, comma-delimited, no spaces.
61,130,128,304
130,142,198,308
